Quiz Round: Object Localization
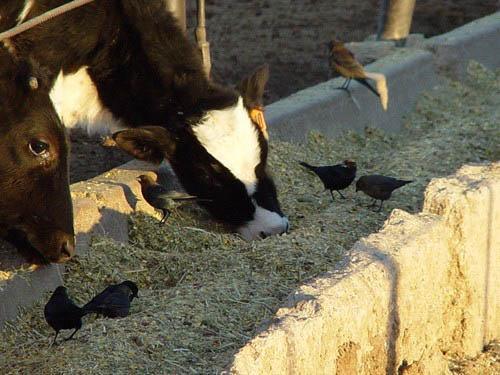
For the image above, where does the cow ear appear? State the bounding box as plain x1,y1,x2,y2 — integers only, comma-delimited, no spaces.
112,126,176,164
237,64,269,109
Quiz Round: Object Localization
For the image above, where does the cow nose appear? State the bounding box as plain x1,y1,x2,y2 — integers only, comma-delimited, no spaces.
59,238,75,261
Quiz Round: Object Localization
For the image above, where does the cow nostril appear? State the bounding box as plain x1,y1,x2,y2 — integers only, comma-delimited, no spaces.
60,239,75,259
259,231,267,239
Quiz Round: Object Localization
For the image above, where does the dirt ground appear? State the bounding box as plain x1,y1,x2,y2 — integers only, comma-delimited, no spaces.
69,0,498,182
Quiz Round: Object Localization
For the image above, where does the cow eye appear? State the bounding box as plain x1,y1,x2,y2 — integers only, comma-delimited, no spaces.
29,140,50,156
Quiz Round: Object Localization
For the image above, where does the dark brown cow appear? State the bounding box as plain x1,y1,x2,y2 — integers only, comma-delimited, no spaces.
0,47,74,263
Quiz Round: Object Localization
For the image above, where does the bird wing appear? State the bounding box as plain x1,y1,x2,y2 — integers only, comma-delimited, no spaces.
157,191,198,201
144,184,169,202
331,46,366,79
82,286,116,312
371,175,410,191
83,292,131,317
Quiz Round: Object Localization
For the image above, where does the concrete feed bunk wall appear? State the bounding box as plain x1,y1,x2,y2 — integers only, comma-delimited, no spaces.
229,163,500,374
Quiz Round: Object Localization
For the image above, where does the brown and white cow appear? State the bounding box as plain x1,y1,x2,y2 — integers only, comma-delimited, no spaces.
1,0,289,240
0,46,74,263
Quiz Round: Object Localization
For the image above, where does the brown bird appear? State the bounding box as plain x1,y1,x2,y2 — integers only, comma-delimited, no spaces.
137,174,201,224
355,175,412,212
328,39,388,110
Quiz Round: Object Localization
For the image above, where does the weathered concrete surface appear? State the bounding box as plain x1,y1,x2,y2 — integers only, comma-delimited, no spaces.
70,159,158,250
426,12,500,77
229,163,499,374
424,163,500,352
0,240,63,327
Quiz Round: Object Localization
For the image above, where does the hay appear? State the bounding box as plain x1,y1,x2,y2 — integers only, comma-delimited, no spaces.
0,62,498,374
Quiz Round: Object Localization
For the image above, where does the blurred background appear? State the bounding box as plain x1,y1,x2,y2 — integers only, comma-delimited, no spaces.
183,0,498,102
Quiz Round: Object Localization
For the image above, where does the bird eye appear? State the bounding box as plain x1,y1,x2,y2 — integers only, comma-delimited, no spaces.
29,140,50,156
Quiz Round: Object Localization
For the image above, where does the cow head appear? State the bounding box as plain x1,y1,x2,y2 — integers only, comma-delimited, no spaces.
113,65,289,240
0,49,75,263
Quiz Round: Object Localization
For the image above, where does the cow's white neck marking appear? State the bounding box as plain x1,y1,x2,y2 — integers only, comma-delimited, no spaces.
192,97,261,194
17,0,34,24
49,67,124,135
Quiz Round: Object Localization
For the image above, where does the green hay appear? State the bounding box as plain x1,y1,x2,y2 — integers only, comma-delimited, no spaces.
0,62,498,374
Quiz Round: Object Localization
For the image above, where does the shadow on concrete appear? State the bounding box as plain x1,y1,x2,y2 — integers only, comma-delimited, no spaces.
105,181,140,211
368,249,402,375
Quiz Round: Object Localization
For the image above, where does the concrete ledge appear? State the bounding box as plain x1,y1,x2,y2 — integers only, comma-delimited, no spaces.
0,242,63,326
426,12,500,77
267,11,500,143
229,162,499,374
267,49,438,142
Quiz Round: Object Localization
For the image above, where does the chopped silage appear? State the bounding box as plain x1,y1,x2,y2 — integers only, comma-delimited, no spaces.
0,62,498,374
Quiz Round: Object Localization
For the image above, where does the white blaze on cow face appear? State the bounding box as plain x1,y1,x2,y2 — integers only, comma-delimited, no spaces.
193,97,261,195
193,97,289,240
49,67,124,134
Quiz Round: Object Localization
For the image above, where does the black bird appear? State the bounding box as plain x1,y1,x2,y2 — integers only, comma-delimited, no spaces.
355,175,413,212
299,160,357,200
83,280,139,319
137,174,201,224
44,286,85,345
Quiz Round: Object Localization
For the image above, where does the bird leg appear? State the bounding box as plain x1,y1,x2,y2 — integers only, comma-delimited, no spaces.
336,190,346,199
159,209,171,224
335,78,351,92
64,327,81,341
334,78,361,110
329,190,335,201
377,200,384,212
368,199,377,207
50,331,59,347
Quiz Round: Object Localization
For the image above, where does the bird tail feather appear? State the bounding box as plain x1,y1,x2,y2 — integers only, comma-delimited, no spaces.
364,71,388,111
355,78,380,98
397,180,413,187
299,161,316,172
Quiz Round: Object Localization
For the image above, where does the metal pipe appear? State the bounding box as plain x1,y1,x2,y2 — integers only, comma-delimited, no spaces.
195,0,211,77
377,0,416,46
164,0,186,31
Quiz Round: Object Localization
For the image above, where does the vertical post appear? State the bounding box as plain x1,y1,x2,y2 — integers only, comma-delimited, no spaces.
165,0,186,32
196,0,211,78
377,0,416,46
